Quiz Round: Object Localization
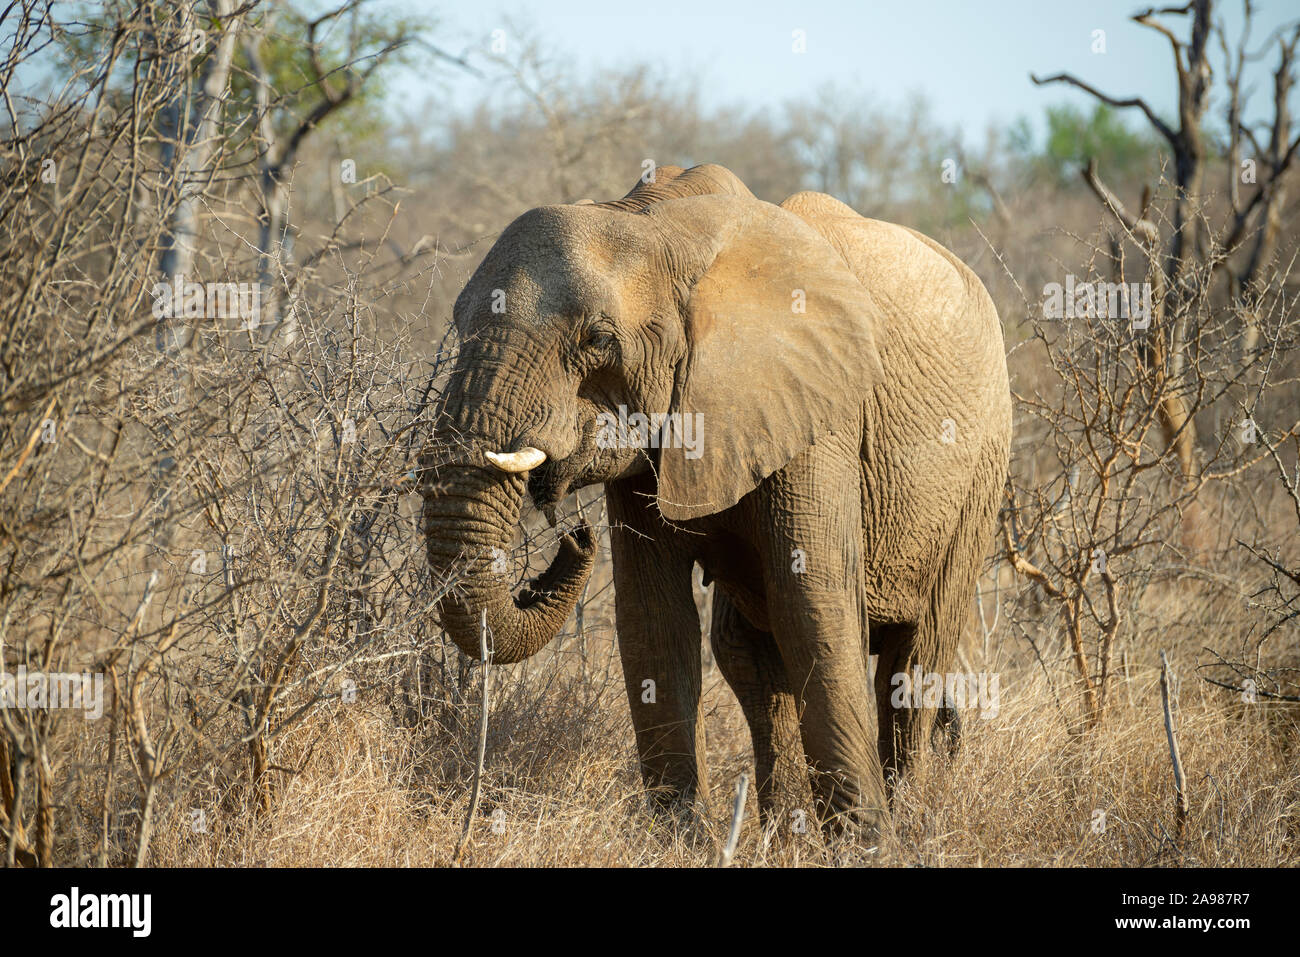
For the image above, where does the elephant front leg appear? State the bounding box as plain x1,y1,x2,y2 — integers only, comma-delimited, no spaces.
616,618,707,815
607,478,709,818
779,637,889,841
709,590,811,836
758,443,889,842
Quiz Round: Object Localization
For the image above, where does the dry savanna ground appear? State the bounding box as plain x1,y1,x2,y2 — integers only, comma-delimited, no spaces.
143,564,1300,868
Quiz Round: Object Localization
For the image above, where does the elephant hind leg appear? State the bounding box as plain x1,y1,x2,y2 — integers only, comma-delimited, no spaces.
709,590,811,837
874,505,991,793
871,621,921,792
874,618,965,795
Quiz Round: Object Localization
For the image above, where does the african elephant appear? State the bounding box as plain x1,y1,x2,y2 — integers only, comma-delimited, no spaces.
420,164,1011,839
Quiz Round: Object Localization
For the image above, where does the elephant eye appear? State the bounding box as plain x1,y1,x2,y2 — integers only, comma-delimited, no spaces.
581,329,614,351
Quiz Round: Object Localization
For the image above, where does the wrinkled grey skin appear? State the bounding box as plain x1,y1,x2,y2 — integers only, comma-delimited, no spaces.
421,164,1011,838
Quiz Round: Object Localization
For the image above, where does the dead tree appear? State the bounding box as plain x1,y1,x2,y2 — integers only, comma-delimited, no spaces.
239,0,470,342
1031,0,1300,487
156,0,245,355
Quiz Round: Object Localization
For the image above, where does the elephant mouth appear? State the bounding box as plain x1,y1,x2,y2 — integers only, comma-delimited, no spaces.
527,419,601,523
527,462,576,523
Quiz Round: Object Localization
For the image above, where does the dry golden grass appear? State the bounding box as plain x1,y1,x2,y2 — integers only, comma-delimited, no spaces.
139,596,1299,868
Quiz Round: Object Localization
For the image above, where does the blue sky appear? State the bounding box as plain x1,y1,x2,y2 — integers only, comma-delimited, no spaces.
390,0,1300,143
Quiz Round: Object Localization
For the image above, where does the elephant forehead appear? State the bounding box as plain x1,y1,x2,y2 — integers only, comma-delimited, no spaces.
457,207,650,326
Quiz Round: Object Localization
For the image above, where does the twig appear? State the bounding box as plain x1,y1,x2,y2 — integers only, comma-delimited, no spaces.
453,609,491,865
1080,159,1161,246
1159,651,1189,843
1196,647,1300,702
0,396,57,495
717,774,748,867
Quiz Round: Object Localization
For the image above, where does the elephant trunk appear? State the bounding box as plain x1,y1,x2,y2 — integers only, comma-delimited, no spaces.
421,463,596,664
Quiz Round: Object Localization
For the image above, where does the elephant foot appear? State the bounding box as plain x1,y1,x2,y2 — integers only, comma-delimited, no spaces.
811,772,891,849
644,786,711,842
641,796,717,860
751,766,818,846
752,791,889,863
823,804,889,849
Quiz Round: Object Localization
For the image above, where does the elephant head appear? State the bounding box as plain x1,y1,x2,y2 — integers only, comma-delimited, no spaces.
422,164,882,662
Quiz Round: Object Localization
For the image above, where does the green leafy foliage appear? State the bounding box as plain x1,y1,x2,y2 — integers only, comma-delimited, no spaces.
1014,103,1164,188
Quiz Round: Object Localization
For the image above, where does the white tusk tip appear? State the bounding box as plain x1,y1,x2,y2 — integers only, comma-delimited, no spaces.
484,447,547,473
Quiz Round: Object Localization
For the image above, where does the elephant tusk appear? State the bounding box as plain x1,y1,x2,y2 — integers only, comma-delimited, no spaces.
484,447,547,473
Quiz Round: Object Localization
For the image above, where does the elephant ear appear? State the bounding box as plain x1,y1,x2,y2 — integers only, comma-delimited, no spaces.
599,163,754,213
646,195,884,521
